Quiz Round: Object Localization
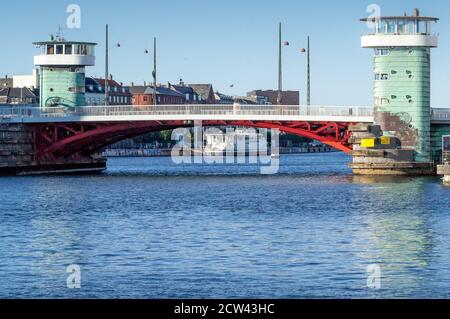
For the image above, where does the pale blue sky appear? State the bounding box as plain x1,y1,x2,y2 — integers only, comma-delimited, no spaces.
1,0,449,106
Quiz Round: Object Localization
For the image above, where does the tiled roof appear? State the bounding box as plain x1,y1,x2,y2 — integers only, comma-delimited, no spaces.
92,78,122,87
189,84,213,99
0,87,37,99
129,85,184,98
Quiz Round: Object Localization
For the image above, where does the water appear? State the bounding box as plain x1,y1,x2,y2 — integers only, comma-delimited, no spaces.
1,153,450,299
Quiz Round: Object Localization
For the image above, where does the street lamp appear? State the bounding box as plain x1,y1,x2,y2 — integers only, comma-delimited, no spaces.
277,22,290,106
104,24,122,107
300,36,311,106
144,38,157,106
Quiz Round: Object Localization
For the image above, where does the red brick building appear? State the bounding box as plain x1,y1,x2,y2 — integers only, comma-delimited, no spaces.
129,85,185,105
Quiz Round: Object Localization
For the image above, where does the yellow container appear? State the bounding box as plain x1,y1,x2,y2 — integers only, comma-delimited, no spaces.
361,138,375,148
380,136,391,145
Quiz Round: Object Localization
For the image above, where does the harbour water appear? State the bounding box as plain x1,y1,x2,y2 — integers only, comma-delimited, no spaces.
1,153,450,298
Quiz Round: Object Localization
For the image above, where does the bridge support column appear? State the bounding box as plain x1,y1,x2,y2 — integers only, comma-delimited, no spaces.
0,124,106,176
349,124,435,175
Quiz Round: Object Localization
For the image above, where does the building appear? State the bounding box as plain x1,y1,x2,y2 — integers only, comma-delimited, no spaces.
360,9,438,163
170,81,200,103
0,76,13,89
247,90,299,105
13,69,40,89
0,87,38,105
129,85,185,106
189,84,216,104
93,77,131,105
33,36,97,108
233,96,258,105
214,92,234,105
85,77,105,106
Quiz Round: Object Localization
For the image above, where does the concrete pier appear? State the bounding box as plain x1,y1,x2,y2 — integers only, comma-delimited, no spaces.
349,124,435,175
0,123,106,176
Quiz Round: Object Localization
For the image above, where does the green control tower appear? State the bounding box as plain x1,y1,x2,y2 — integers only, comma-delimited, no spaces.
34,35,96,108
360,9,438,162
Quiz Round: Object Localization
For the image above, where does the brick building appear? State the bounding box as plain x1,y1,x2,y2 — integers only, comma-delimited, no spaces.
129,85,185,106
247,90,300,105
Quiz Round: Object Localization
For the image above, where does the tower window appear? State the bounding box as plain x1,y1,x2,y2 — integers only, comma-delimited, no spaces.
375,74,389,80
375,49,390,56
56,45,63,55
65,45,73,55
47,45,55,55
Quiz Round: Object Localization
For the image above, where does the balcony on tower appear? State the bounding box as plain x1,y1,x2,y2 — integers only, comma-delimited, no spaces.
33,37,96,67
360,9,439,48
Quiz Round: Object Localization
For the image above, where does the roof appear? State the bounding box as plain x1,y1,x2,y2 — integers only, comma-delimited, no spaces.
33,41,97,46
189,84,214,98
129,85,184,97
92,78,122,87
85,77,104,93
360,16,439,22
171,84,195,95
128,86,148,95
0,87,37,99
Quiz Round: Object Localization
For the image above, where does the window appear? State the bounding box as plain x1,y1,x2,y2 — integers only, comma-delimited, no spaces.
56,45,63,54
375,74,389,80
186,93,190,101
143,96,148,102
74,44,81,55
47,45,55,55
375,49,390,56
375,97,390,105
81,45,87,55
65,45,73,55
68,86,85,93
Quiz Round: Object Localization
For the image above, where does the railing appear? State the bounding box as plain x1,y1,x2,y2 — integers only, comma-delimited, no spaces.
431,108,450,121
0,104,374,120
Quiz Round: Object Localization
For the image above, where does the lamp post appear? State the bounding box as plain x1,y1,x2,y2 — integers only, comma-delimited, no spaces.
300,36,311,106
104,24,122,107
277,23,290,106
105,24,109,106
145,37,157,106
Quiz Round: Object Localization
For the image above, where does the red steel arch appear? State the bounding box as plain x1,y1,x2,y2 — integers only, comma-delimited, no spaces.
33,120,355,161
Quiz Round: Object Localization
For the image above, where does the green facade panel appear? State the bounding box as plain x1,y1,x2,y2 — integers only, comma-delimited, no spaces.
40,67,85,108
373,47,431,162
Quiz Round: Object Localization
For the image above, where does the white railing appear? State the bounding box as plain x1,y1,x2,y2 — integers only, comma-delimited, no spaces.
0,104,374,120
431,108,450,121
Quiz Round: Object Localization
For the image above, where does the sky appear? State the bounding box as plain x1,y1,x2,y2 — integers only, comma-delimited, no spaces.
1,0,449,106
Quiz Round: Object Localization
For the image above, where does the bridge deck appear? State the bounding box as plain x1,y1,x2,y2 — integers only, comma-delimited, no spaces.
1,105,373,124
1,104,450,124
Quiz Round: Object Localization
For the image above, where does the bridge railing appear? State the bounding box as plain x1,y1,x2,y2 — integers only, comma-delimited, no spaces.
431,108,450,121
0,104,374,119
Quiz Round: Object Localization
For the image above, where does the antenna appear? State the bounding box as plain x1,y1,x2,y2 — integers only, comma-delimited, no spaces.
56,25,65,41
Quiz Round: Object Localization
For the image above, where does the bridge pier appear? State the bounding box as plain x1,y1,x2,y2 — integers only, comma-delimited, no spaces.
0,123,106,175
349,124,435,176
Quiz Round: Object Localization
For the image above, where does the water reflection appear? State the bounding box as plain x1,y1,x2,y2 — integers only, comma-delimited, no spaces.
351,178,434,295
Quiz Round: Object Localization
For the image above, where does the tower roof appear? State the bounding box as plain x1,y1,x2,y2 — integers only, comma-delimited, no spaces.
360,16,438,22
33,41,97,46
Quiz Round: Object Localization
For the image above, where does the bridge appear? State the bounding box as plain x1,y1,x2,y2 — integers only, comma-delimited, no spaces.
1,104,450,166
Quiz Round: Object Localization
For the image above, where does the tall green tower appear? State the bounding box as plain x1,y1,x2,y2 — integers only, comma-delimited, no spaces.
34,36,97,108
361,9,438,162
